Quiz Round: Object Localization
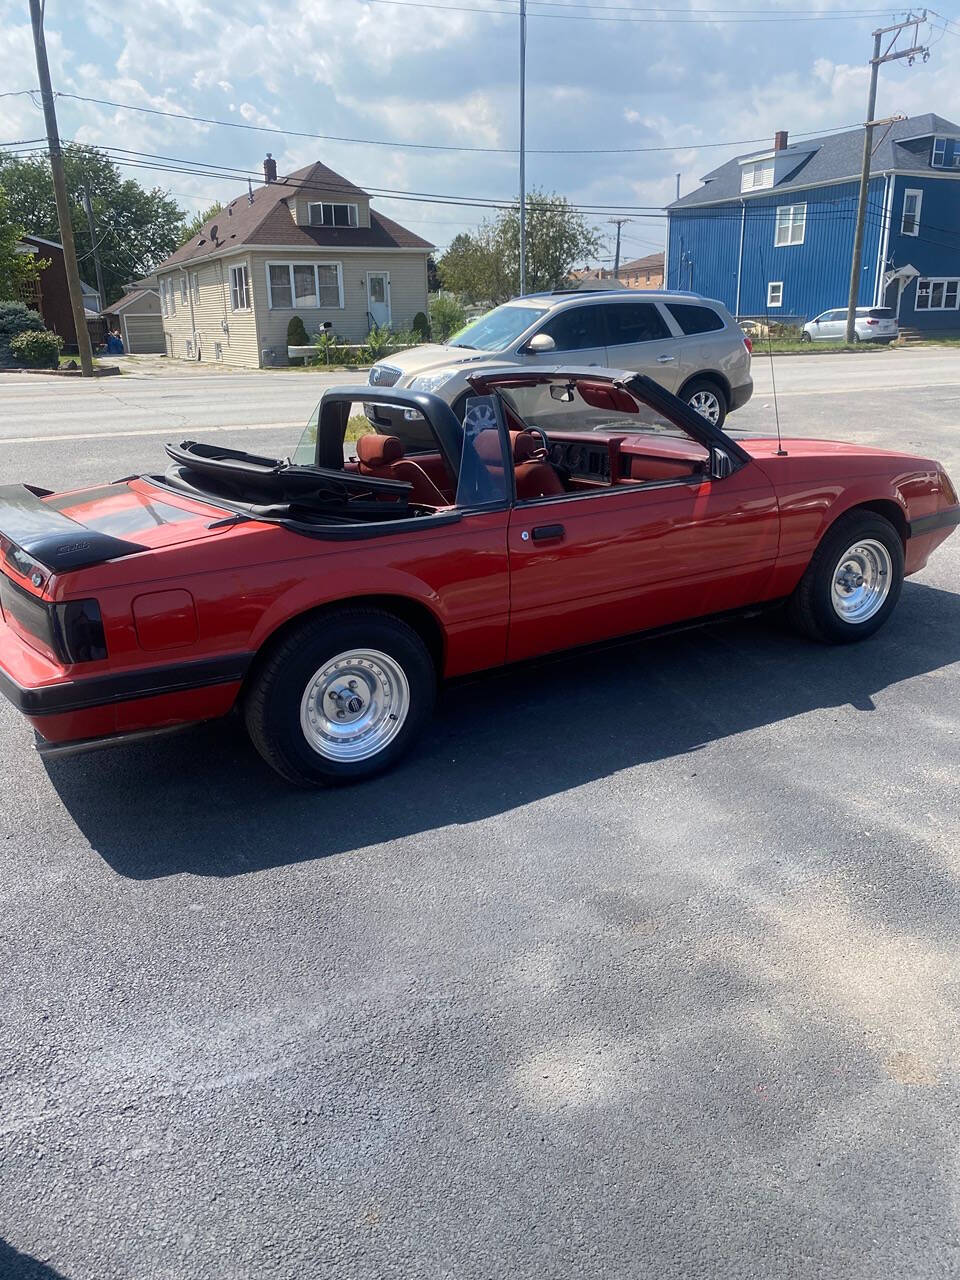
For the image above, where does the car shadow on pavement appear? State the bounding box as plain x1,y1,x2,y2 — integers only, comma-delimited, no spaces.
0,1241,70,1280
42,579,960,880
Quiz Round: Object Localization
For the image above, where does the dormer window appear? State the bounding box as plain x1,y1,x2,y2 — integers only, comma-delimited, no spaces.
741,159,774,192
931,137,960,168
308,202,359,227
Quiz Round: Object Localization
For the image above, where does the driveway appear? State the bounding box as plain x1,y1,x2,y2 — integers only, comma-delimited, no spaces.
1,349,959,1279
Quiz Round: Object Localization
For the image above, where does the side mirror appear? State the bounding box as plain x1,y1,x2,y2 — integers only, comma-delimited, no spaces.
524,332,556,355
711,448,733,480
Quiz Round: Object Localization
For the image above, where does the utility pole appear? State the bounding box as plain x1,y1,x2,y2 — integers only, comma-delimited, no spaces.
608,217,631,278
845,11,928,344
81,183,106,316
518,0,527,296
676,173,681,202
28,0,94,376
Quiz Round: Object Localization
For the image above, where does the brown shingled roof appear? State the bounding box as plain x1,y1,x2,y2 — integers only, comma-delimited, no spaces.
156,160,433,270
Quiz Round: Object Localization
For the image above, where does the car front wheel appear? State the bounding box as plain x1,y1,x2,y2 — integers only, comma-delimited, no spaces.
683,378,728,429
244,608,436,785
787,510,904,643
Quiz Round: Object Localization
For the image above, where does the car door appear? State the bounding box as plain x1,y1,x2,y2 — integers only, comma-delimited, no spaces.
599,300,684,393
522,304,607,368
819,310,845,340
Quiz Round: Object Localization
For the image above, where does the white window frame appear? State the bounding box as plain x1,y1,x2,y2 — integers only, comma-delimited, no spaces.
265,261,344,310
932,137,947,167
159,279,167,317
741,159,774,193
230,263,250,312
774,203,806,247
191,271,200,303
767,281,783,308
914,277,960,311
901,188,922,237
179,275,188,305
166,278,176,316
307,201,359,228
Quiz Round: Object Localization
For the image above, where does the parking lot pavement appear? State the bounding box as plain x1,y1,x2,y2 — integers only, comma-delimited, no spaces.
1,350,960,1279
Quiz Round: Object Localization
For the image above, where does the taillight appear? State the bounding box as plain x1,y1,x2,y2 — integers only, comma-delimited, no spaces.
866,318,878,325
938,467,959,506
743,336,753,354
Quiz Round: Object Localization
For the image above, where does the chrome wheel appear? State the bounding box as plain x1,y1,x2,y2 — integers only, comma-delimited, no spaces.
688,389,721,424
830,539,893,623
299,648,410,761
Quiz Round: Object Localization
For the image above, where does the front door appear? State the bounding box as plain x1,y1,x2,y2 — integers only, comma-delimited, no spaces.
523,304,607,369
367,272,390,328
599,300,685,394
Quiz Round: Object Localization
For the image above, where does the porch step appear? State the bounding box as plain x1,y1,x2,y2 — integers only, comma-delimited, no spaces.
897,327,956,344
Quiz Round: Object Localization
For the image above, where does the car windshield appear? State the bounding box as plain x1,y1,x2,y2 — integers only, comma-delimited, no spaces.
448,304,550,351
497,380,694,441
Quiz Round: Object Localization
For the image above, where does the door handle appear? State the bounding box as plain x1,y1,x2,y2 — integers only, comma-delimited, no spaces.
532,524,565,543
656,355,677,363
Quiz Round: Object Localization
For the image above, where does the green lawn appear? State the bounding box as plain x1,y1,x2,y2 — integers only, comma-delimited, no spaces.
752,338,890,354
345,414,374,442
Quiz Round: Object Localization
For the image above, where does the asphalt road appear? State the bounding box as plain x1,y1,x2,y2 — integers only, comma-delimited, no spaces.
1,350,960,1280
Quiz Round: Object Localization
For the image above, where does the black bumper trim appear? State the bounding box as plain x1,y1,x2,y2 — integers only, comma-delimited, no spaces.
0,653,253,717
907,506,960,538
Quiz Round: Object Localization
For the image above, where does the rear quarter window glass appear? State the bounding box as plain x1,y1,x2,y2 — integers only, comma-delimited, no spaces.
666,303,725,335
603,302,670,345
868,308,894,319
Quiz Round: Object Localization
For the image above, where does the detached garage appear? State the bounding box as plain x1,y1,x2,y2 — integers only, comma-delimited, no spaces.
105,287,165,354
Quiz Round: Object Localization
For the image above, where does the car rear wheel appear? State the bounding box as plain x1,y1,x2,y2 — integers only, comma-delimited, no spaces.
683,378,728,429
244,608,436,785
787,510,904,643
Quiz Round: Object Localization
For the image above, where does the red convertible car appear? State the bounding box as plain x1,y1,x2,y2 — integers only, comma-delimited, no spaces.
0,367,956,785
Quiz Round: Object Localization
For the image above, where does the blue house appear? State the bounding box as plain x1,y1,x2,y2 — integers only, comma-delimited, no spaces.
666,114,960,332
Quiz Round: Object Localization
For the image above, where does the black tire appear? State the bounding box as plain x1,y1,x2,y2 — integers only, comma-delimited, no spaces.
786,510,904,644
243,608,436,786
683,377,728,429
801,331,812,343
851,331,861,344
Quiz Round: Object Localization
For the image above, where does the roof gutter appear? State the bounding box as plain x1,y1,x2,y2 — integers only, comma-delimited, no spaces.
155,242,433,275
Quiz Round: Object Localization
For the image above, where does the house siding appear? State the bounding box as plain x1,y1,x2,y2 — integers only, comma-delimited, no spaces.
668,178,886,324
158,255,261,367
883,174,960,330
289,189,372,228
250,249,430,357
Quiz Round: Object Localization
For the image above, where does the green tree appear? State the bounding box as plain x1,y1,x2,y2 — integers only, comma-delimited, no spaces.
179,201,224,246
0,145,185,305
439,191,602,304
0,188,46,302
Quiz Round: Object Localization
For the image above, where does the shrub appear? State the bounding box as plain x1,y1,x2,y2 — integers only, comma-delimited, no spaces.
311,330,339,365
286,315,308,346
429,293,466,343
0,300,45,366
412,311,430,342
9,328,62,369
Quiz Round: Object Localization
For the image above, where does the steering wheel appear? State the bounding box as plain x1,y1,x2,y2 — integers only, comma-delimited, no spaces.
525,425,550,454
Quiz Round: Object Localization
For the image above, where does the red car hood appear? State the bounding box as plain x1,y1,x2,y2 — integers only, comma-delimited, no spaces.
42,477,231,551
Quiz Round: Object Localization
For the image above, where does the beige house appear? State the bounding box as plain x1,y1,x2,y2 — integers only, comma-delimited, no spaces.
154,156,434,368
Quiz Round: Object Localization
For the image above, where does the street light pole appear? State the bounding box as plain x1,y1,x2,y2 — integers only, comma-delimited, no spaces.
28,0,95,376
518,0,527,297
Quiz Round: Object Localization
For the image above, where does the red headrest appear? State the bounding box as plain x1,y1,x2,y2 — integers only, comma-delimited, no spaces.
356,433,403,467
511,430,539,463
472,429,505,465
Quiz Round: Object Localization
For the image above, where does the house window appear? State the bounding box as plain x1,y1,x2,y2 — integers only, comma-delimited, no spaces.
741,159,774,192
767,281,783,308
230,264,250,311
266,261,343,309
191,272,200,303
307,202,358,228
180,276,188,304
915,278,960,311
901,189,922,237
932,137,947,167
159,280,167,317
165,278,176,316
214,342,223,361
775,203,806,247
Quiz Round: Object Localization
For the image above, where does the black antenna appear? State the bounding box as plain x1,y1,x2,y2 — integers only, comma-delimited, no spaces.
757,242,787,456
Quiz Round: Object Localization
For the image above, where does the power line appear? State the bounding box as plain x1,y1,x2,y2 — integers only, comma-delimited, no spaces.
347,0,902,21
40,90,866,157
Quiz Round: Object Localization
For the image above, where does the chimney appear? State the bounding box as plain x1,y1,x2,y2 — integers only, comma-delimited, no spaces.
774,130,788,152
263,153,277,184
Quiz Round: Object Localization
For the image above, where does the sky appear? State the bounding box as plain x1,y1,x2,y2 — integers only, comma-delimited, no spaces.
2,0,960,269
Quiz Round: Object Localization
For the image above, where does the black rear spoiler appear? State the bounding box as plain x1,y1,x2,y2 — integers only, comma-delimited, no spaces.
0,485,145,573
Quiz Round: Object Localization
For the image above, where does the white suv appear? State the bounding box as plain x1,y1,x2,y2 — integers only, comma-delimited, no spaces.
367,289,753,430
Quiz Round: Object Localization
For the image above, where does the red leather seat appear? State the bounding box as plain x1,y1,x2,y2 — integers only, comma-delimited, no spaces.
512,430,565,500
355,434,450,507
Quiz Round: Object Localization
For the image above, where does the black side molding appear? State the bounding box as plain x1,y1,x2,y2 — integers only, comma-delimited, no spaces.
0,485,145,572
0,653,253,717
907,506,960,538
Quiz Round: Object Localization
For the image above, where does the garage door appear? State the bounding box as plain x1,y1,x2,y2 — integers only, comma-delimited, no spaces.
122,313,166,354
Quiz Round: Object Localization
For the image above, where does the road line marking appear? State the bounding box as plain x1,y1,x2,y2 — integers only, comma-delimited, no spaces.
0,422,302,445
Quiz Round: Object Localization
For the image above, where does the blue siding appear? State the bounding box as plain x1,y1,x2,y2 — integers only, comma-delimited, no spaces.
668,177,886,323
884,175,960,331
